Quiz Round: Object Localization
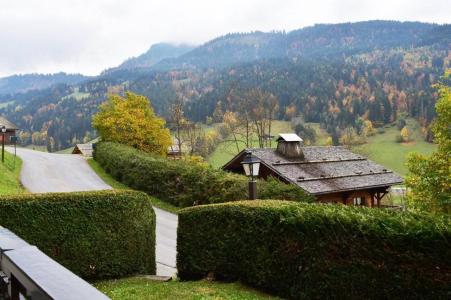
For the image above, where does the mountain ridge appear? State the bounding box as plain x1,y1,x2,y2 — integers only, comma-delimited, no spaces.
0,20,449,151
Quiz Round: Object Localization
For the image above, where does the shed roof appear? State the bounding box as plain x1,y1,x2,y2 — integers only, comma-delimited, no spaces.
0,116,18,130
223,146,403,195
72,144,93,156
277,133,303,142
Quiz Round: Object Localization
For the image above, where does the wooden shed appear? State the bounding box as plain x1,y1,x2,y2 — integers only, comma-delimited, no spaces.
0,116,18,145
72,144,93,157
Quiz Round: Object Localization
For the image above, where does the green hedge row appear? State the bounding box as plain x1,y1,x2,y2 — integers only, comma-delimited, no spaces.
94,142,313,207
177,201,451,299
0,190,155,280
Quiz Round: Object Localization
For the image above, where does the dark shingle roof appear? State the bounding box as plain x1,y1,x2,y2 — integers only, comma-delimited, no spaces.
224,146,403,195
0,116,18,130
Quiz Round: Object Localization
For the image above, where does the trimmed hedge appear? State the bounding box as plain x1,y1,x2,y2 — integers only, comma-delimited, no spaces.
177,201,451,299
94,142,313,207
0,190,155,280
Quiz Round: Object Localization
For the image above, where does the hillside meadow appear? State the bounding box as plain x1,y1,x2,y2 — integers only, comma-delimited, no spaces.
207,119,436,177
351,119,436,176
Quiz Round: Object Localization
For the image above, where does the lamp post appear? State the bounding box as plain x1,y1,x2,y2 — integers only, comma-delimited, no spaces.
1,125,6,163
241,151,261,200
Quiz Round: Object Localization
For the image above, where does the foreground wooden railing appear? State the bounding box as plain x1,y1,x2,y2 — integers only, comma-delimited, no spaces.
0,228,109,300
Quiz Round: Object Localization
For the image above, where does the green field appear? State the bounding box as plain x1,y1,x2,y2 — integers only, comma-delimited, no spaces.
96,277,278,300
0,100,15,109
352,120,436,177
56,146,74,154
207,119,436,177
0,151,24,195
62,87,90,101
24,144,48,152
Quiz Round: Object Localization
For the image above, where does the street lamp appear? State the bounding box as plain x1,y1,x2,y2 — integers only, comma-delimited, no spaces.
1,125,6,163
241,151,261,200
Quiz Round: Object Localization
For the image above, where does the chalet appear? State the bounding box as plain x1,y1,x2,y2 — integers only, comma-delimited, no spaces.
72,144,93,157
223,133,403,207
0,116,18,145
167,144,182,158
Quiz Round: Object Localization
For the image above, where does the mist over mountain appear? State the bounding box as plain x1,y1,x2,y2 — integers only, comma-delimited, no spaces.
0,20,449,151
109,43,195,72
152,21,437,70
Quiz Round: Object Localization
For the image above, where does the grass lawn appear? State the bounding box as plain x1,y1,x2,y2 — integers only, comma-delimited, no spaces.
87,159,180,214
0,100,15,109
56,147,74,154
351,119,436,177
24,144,48,152
0,151,25,195
95,277,279,300
207,119,436,177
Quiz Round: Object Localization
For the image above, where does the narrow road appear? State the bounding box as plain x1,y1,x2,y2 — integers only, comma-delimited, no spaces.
6,147,177,277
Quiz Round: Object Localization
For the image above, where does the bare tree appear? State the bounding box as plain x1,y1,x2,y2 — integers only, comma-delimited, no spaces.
169,100,185,154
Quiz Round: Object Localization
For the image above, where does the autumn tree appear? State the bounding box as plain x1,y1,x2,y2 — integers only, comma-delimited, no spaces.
340,127,362,146
294,123,316,145
400,126,410,142
222,111,243,153
182,121,203,156
92,92,171,155
406,71,451,214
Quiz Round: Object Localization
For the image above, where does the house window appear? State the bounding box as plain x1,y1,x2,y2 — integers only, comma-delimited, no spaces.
353,197,362,206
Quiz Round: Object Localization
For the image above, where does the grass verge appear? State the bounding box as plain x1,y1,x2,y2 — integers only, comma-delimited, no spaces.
0,151,24,195
95,277,279,300
87,158,180,214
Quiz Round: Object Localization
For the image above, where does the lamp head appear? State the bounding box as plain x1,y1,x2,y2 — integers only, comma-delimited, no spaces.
241,151,261,178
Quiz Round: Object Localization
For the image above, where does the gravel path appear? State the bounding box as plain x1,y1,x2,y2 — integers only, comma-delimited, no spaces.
6,147,178,276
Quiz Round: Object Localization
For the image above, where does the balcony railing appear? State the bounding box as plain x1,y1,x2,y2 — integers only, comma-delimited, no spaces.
0,227,109,300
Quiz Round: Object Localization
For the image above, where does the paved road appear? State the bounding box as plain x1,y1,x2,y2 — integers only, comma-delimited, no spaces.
6,147,178,277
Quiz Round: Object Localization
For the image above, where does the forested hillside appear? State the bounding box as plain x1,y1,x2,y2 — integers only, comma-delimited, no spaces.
0,21,449,151
107,43,195,72
0,73,88,95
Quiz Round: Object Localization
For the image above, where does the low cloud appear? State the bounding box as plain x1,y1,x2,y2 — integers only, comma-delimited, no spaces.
0,0,449,77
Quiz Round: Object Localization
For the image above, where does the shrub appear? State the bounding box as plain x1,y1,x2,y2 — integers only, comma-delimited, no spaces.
177,201,451,299
94,142,313,207
395,135,404,143
0,190,155,280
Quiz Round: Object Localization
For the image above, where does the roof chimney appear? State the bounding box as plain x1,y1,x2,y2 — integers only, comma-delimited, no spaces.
276,133,304,159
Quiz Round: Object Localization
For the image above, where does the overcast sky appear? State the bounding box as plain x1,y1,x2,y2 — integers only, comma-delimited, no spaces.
0,0,449,77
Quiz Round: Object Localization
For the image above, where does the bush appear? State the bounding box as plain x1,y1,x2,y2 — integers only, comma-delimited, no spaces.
94,142,313,207
177,201,451,299
0,190,155,280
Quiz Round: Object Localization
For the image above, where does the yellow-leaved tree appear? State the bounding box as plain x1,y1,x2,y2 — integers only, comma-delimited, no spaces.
92,92,172,155
406,70,451,214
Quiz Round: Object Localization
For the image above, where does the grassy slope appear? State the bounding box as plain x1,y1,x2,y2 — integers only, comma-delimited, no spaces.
96,277,279,300
352,120,436,177
87,158,180,214
56,147,74,154
207,119,436,176
0,151,25,195
24,145,48,152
